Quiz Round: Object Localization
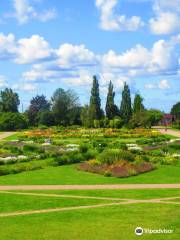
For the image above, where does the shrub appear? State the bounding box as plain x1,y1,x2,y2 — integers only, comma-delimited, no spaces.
97,149,135,165
23,144,44,154
94,120,101,128
83,149,97,160
79,143,89,153
0,112,27,131
56,155,69,165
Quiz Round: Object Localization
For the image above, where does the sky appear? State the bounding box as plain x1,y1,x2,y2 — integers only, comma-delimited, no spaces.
0,0,180,112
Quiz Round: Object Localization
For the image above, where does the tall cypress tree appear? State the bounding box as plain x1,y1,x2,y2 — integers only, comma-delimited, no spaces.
120,82,132,123
133,94,145,113
89,76,101,125
105,81,119,119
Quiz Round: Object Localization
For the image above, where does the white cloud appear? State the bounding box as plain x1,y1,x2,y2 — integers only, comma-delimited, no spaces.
14,35,52,64
36,9,57,22
145,79,171,90
158,79,171,89
64,70,93,86
0,33,16,59
57,44,97,68
149,38,179,74
10,0,57,24
149,12,180,35
12,82,38,92
0,32,178,91
149,0,180,34
22,65,58,82
144,83,156,89
95,0,144,32
103,45,150,68
102,35,180,76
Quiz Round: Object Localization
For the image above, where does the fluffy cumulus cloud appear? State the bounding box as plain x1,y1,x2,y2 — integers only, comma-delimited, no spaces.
103,45,150,68
0,33,16,59
103,35,180,76
14,35,53,64
0,33,53,64
95,0,144,32
145,79,171,90
149,0,180,34
56,44,97,68
0,32,179,93
7,0,57,24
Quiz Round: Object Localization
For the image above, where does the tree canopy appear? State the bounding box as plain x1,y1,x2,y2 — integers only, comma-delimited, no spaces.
52,88,80,125
89,76,102,126
171,102,180,119
133,94,145,113
0,88,20,112
105,81,119,119
120,83,132,123
27,95,51,126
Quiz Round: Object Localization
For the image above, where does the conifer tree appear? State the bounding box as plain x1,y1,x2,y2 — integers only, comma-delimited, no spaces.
120,82,132,123
133,94,145,113
89,76,101,125
105,81,119,119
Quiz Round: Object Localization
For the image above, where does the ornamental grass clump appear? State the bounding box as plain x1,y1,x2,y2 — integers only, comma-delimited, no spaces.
97,149,135,165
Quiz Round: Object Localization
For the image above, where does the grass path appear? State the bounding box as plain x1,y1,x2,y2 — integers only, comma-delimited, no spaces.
0,191,179,218
0,132,16,140
0,183,180,190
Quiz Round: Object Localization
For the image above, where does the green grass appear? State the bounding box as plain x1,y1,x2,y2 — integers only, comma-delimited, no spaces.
0,194,179,240
25,188,180,200
0,164,179,185
0,192,112,213
0,189,179,240
1,132,21,141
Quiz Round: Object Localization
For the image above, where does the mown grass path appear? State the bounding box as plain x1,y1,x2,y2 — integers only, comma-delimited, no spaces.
0,191,179,217
0,132,16,140
0,184,180,190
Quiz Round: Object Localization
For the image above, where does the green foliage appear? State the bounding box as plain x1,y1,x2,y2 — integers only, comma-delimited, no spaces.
0,112,27,130
94,119,101,128
130,111,149,128
83,149,97,160
0,88,20,113
27,95,50,126
55,151,84,165
120,83,132,123
38,110,55,126
105,81,119,119
23,144,44,154
109,117,123,128
146,109,163,126
171,102,180,119
97,149,135,165
133,94,145,113
79,143,89,153
88,76,102,126
52,88,80,126
80,105,90,128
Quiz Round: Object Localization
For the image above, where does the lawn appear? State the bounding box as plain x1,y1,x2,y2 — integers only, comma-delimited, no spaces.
0,189,179,240
0,164,179,185
26,188,180,200
0,191,112,213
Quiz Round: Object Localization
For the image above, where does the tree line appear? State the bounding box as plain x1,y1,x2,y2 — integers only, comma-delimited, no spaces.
0,76,179,130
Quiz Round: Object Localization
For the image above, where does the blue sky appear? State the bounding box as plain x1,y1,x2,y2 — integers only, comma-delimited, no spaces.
0,0,179,112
